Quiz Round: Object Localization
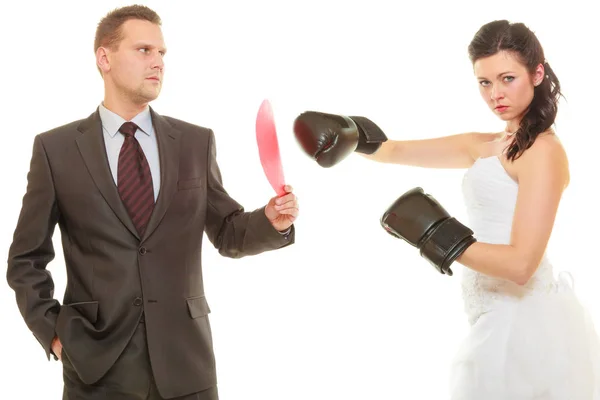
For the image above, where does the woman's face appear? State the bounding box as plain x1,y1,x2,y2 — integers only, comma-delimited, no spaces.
473,50,544,131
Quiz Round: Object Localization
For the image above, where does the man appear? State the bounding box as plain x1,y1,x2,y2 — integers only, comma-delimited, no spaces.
6,5,298,399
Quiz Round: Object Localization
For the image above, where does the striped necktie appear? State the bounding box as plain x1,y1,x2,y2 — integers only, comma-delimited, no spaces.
117,121,155,236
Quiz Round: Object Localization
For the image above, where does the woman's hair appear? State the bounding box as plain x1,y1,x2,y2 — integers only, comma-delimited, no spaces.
468,20,563,161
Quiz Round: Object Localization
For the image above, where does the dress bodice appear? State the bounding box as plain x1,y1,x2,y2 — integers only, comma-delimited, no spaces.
460,156,559,324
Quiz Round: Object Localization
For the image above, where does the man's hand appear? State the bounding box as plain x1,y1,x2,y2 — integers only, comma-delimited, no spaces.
51,336,62,360
265,185,299,232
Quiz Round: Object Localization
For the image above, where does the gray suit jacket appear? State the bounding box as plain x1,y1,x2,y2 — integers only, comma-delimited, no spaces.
6,107,295,398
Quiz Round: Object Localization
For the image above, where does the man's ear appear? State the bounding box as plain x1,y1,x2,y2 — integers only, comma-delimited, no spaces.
96,47,111,74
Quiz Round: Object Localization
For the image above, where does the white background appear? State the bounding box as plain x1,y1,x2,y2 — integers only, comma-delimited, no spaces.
1,0,598,398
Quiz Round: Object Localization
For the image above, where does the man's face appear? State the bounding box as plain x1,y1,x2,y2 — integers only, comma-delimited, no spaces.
102,19,166,104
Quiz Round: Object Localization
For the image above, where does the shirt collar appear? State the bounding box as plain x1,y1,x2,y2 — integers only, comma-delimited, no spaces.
98,102,153,138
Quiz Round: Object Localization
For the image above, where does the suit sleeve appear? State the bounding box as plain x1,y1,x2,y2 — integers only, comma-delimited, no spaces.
6,135,61,360
203,129,295,258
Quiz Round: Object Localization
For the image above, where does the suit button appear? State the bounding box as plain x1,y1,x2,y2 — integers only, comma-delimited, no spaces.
133,297,143,306
139,247,147,255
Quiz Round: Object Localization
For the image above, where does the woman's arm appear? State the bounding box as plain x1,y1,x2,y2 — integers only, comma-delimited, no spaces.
360,132,501,169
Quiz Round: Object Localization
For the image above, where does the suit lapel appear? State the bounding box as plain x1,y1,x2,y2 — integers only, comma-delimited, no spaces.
75,109,140,240
141,107,180,241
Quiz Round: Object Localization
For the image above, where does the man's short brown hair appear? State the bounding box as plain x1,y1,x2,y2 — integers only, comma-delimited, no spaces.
94,5,162,53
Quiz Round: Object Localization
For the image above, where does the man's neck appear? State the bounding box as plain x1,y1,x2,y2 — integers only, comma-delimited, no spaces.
103,95,149,121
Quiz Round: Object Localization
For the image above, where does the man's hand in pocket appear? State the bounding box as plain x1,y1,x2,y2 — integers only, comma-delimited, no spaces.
51,336,62,360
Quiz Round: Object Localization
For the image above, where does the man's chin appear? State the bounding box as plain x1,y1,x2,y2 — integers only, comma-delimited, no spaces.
137,90,160,104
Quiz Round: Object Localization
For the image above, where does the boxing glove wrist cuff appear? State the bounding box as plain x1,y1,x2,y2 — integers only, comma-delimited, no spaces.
349,116,388,154
441,236,477,275
419,217,476,275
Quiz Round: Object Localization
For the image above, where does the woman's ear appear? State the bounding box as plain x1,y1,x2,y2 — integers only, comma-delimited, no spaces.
533,63,544,86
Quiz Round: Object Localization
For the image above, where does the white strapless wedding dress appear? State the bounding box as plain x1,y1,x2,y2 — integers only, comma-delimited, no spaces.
450,155,600,399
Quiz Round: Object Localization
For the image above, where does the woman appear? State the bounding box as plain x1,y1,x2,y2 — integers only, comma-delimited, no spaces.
294,20,600,398
382,20,600,399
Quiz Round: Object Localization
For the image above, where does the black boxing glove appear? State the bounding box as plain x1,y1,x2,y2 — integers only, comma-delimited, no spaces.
380,187,476,276
293,111,388,168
